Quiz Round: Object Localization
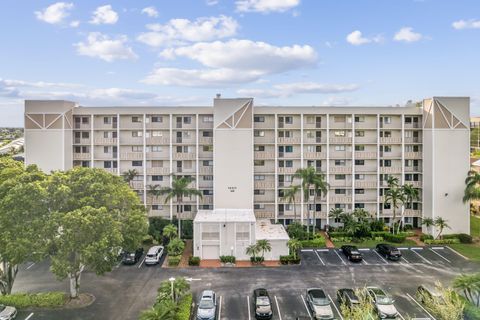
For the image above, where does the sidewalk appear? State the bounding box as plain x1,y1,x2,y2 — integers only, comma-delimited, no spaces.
178,239,193,268
320,231,335,248
199,260,280,268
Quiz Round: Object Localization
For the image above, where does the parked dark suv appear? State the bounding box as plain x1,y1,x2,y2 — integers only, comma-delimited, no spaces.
340,245,363,262
376,244,402,261
122,248,144,265
253,288,273,319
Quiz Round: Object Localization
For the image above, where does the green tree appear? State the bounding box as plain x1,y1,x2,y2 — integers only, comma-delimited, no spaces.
159,175,202,238
340,289,375,319
140,300,177,320
434,217,450,240
384,176,406,234
399,184,420,233
287,239,302,260
453,273,480,307
463,170,480,203
122,169,138,187
256,239,272,259
422,217,435,235
0,159,49,295
417,283,465,320
246,244,260,260
163,224,178,241
167,238,185,256
50,206,123,298
157,278,190,303
282,184,300,221
294,166,329,234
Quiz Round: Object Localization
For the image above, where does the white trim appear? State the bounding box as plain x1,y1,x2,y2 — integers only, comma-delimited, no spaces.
196,114,200,212
274,113,278,223
169,114,173,220
116,113,120,176
401,114,405,224
300,113,304,224
90,114,94,168
143,113,147,206
326,114,330,224
377,114,380,220
351,113,355,210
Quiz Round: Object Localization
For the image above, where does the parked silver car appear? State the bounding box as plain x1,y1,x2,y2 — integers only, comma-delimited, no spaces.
0,304,17,320
196,290,217,320
366,287,399,319
306,288,334,320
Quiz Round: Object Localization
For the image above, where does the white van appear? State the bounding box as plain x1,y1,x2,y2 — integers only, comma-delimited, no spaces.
145,245,164,265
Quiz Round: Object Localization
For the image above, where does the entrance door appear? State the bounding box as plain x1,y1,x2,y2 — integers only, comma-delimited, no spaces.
202,245,219,259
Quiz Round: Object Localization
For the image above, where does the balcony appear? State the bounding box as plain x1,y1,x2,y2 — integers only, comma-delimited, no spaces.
199,137,213,144
404,122,421,129
147,167,170,175
146,137,169,145
380,152,402,159
404,209,421,216
254,152,275,159
74,123,91,130
131,181,144,189
405,166,421,172
379,167,402,174
73,153,90,160
120,152,143,160
255,211,275,219
254,181,275,189
354,194,376,202
354,181,377,188
278,167,296,174
406,181,422,188
94,137,117,145
199,166,213,174
278,137,300,144
305,152,326,159
330,166,352,174
355,166,377,173
198,181,213,189
200,196,213,204
278,152,299,159
175,137,195,144
330,196,352,203
330,151,352,159
173,153,196,160
404,137,422,143
355,151,377,159
146,152,169,160
73,138,90,145
379,137,402,144
103,168,118,174
330,137,352,144
405,152,422,159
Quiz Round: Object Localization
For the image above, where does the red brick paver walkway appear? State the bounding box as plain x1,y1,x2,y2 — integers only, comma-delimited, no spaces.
178,239,193,268
320,231,335,248
199,260,280,268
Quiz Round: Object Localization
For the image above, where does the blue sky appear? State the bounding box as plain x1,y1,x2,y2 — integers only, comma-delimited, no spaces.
1,0,479,126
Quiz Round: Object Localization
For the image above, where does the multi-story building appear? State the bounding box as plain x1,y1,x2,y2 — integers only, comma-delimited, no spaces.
24,96,471,235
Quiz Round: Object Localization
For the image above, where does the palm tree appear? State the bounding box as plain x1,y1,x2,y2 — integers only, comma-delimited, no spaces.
246,243,260,262
159,174,202,238
256,239,272,259
287,239,302,260
172,277,190,302
384,178,406,234
463,170,480,203
140,301,177,320
434,217,450,239
294,166,329,235
147,184,162,213
122,169,138,187
453,273,480,307
421,217,435,235
282,184,300,221
162,224,178,241
399,184,420,233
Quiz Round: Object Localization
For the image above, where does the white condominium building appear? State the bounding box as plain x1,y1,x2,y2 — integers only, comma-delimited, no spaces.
24,96,471,235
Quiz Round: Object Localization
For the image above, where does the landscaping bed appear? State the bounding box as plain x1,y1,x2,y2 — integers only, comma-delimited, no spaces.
0,292,94,310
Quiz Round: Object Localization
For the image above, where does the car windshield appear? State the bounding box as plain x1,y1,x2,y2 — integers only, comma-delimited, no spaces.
312,297,330,306
199,299,214,309
256,296,270,306
377,296,394,305
146,254,156,258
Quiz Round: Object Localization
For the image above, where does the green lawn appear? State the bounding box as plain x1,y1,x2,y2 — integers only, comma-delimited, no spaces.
471,215,480,238
333,239,417,248
446,215,480,261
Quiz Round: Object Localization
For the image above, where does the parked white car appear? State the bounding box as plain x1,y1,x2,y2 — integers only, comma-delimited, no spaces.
366,287,399,319
0,304,17,320
306,288,334,320
144,245,164,265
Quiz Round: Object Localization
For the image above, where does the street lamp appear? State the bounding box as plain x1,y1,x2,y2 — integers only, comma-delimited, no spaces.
169,277,175,302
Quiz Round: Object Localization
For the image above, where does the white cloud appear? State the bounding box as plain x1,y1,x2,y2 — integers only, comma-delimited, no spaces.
0,79,81,89
70,20,80,27
321,96,352,106
90,5,119,25
35,2,73,24
160,39,317,74
137,15,238,47
394,27,423,42
236,0,300,13
74,32,137,62
346,30,382,46
237,82,359,98
141,6,158,18
452,19,480,30
206,0,219,5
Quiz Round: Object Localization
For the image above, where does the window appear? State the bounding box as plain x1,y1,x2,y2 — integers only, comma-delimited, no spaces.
335,145,346,151
254,160,265,166
203,190,213,195
306,116,315,124
355,189,365,194
355,131,365,137
354,203,365,209
254,145,265,152
152,175,163,181
405,117,412,124
202,131,213,137
81,117,89,124
152,146,162,152
132,146,142,152
203,116,213,123
335,204,347,209
254,175,265,181
151,116,163,123
380,131,392,138
103,117,111,124
103,161,111,169
254,204,265,210
183,117,192,124
254,130,265,137
200,205,213,210
203,145,213,152
254,189,265,195
278,131,292,138
132,131,143,137
355,174,365,180
151,205,163,211
306,131,315,138
151,160,163,168
152,131,163,137
203,175,214,181
334,116,346,123
306,145,317,152
383,116,392,124
334,130,346,137
335,189,346,195
284,116,293,124
355,116,365,123
383,145,392,152
202,224,219,240
132,161,142,167
254,116,265,123
202,160,213,166
335,160,346,166
132,116,141,123
104,146,109,153
355,160,365,165
355,145,365,151
335,174,346,180
81,132,89,139
380,159,392,167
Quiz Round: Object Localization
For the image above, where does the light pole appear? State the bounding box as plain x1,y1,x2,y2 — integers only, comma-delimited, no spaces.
169,277,175,302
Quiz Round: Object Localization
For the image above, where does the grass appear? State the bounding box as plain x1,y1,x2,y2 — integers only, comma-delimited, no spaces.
471,215,480,238
333,239,417,248
445,215,480,261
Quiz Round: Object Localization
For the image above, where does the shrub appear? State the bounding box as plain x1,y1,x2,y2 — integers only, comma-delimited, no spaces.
250,256,264,264
403,224,414,231
370,219,386,232
424,239,460,245
142,235,154,246
279,255,301,265
175,294,193,320
299,237,326,248
0,292,67,309
328,231,350,238
420,234,434,242
458,233,473,244
219,255,236,264
331,236,353,242
168,255,181,266
354,224,371,239
383,233,407,243
167,238,185,256
287,222,308,240
188,256,200,266
351,237,363,243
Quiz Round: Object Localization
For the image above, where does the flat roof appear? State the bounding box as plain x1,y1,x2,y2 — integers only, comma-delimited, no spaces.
194,209,256,223
255,220,290,241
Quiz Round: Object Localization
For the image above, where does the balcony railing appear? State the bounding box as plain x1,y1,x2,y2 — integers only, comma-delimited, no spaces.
277,137,300,144
94,138,117,145
329,137,352,144
355,151,377,159
379,167,402,174
173,153,196,160
73,153,90,160
330,166,352,174
405,152,422,159
379,137,402,144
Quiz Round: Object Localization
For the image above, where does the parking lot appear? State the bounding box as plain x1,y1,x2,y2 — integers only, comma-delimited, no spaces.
300,245,466,268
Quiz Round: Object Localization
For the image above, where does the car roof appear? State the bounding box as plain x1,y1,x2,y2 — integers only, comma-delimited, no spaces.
368,287,386,295
201,290,214,297
343,245,358,249
254,288,268,296
307,288,327,298
147,246,163,253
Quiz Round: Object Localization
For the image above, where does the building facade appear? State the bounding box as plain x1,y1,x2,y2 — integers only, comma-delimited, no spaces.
24,96,471,235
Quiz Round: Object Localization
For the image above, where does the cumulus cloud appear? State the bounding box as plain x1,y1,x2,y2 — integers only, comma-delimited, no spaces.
90,5,118,25
394,27,423,42
0,80,20,98
74,32,137,62
236,0,300,13
35,2,74,24
137,15,238,47
452,19,480,30
141,6,158,18
206,0,219,5
237,82,359,98
70,20,80,27
346,30,382,46
145,39,317,87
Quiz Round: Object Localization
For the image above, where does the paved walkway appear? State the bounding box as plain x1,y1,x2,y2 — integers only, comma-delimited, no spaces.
178,239,193,268
199,260,280,268
320,231,335,248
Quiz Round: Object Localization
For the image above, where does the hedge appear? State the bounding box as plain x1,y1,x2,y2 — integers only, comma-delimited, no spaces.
299,237,326,248
250,256,264,264
0,292,67,309
443,233,473,244
424,239,460,245
382,233,407,243
420,234,434,242
175,294,193,320
168,255,181,266
327,231,350,238
280,255,301,265
188,256,200,266
220,255,236,264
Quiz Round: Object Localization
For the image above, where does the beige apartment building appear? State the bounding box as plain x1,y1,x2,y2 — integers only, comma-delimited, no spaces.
24,96,471,235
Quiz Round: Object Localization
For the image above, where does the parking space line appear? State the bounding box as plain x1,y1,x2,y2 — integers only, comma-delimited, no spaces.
334,249,347,265
429,248,451,263
406,293,436,320
301,249,314,252
317,249,329,252
138,256,146,268
373,250,389,264
446,246,469,260
247,296,251,320
401,255,410,264
327,294,344,320
274,295,283,320
26,262,36,270
398,312,406,320
300,295,313,319
218,296,222,320
314,250,326,266
362,259,368,265
25,313,34,320
358,248,370,251
410,248,432,265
